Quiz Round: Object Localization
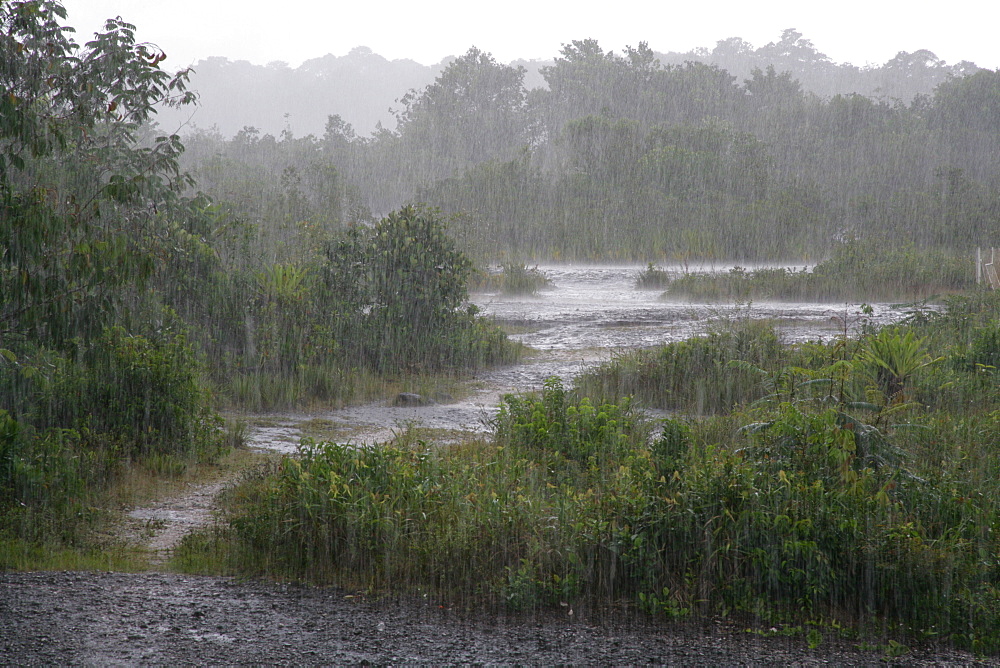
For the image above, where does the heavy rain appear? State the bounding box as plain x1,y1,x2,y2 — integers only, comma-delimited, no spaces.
2,0,1000,663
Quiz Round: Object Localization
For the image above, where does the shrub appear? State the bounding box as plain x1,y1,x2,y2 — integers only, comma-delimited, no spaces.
323,206,517,373
493,377,644,466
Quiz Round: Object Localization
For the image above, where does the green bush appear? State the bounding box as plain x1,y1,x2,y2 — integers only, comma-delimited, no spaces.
75,327,220,458
635,263,672,289
323,206,517,374
0,415,110,544
0,325,225,550
493,377,644,466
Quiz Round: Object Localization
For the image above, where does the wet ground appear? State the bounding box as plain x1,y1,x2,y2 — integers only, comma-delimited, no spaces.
0,571,989,665
4,265,965,665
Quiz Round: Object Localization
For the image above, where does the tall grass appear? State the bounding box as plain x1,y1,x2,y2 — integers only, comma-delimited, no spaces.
469,263,552,295
576,318,785,414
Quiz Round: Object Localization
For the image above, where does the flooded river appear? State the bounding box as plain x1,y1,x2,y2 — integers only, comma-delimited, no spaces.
249,265,914,452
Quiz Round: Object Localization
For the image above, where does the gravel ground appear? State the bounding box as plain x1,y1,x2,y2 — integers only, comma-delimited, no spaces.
0,571,989,666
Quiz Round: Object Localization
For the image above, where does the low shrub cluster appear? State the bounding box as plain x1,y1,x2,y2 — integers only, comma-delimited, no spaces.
468,263,551,296
635,263,672,289
0,326,226,551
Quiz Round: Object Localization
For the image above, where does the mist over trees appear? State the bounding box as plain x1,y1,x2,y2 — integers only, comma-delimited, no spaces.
158,48,445,137
175,36,999,262
159,28,981,140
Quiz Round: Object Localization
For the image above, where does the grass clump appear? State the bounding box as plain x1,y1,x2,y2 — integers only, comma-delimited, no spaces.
576,318,784,414
665,241,974,302
469,263,551,296
635,263,672,289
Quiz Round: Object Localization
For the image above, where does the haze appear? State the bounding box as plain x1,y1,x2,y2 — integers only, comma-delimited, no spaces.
61,0,1000,71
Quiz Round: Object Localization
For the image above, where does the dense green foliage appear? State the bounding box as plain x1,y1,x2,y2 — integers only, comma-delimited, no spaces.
0,1,228,551
0,3,517,557
0,328,225,545
200,379,654,604
195,294,1000,652
321,205,515,373
177,42,1000,264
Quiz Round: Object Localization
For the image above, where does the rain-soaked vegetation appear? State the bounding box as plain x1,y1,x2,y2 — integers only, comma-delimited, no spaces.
186,292,1000,653
3,0,1000,657
468,263,552,295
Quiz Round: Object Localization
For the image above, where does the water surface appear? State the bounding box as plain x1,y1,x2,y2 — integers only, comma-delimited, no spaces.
250,265,915,451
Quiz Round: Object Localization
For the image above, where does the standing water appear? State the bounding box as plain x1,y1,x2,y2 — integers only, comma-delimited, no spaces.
249,265,914,450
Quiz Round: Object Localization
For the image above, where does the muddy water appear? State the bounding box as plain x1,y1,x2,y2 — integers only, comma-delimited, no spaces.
249,265,914,452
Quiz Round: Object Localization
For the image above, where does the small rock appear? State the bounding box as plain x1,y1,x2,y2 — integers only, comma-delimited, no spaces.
392,392,434,407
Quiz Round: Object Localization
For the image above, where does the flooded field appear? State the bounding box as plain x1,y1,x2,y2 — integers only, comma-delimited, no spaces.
249,265,916,452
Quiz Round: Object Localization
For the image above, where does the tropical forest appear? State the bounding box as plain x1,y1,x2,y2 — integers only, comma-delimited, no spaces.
2,0,1000,662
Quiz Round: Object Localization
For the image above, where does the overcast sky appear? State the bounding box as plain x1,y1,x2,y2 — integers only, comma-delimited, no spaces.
60,0,999,72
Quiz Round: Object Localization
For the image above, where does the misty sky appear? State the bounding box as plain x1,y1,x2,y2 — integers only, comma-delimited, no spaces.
60,0,999,71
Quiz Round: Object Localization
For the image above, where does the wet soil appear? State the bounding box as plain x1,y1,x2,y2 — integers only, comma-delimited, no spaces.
124,480,228,566
0,571,988,665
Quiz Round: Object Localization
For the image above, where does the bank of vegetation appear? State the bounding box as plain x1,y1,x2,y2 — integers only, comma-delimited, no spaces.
186,290,1000,654
661,243,976,303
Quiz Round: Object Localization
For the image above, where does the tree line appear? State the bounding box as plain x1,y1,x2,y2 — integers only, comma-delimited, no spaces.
176,40,1000,262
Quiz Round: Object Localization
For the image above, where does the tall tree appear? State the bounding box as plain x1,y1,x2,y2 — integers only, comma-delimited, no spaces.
1,0,196,348
393,47,530,186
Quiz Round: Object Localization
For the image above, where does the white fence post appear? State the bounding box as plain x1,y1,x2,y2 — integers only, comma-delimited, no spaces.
985,247,1000,290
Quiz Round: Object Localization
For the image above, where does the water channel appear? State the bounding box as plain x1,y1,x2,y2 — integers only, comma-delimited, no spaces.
248,264,914,452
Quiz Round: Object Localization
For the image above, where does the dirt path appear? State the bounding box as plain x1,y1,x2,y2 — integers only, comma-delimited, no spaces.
123,479,228,565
